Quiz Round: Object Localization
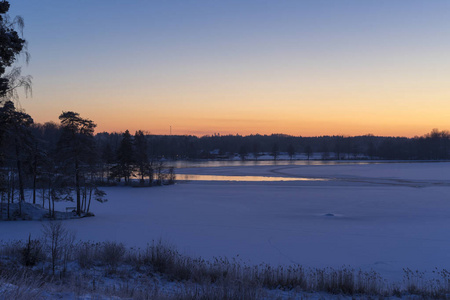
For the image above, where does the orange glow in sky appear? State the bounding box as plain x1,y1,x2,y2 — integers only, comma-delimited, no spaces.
11,1,450,137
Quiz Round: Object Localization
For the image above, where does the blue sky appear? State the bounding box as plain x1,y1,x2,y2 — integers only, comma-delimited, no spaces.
8,1,450,136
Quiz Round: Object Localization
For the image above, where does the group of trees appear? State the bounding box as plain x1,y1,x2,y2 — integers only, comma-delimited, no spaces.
104,129,175,186
0,1,176,221
0,1,35,219
0,105,106,219
0,1,110,220
1,108,182,220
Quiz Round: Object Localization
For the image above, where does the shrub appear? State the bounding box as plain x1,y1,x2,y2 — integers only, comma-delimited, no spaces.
21,235,43,267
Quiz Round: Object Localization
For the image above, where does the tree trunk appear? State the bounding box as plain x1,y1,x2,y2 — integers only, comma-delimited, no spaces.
7,191,9,219
32,153,37,204
10,173,14,204
52,194,55,218
42,185,45,208
48,194,51,217
7,173,11,219
86,187,93,214
48,185,52,218
82,186,87,213
75,158,81,216
140,165,144,184
148,167,153,187
15,139,25,202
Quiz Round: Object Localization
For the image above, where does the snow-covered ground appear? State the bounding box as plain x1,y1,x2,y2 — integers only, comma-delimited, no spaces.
1,161,450,282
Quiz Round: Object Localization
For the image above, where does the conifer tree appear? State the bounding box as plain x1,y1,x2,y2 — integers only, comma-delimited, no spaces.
57,111,96,216
113,130,134,185
134,130,148,185
0,101,33,207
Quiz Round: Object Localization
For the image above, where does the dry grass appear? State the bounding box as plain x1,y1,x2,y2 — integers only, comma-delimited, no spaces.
1,237,449,299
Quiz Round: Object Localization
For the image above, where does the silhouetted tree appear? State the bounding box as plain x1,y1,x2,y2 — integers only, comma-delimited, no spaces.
0,1,31,101
304,145,312,160
100,142,114,182
334,136,343,160
0,101,33,209
367,141,376,160
252,142,261,160
155,161,165,185
287,144,295,160
271,143,279,160
113,130,134,184
168,167,175,184
57,111,96,216
321,143,330,160
239,145,247,160
351,143,359,159
134,130,148,185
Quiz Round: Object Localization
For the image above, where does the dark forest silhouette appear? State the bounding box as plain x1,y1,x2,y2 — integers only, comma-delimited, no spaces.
92,128,450,161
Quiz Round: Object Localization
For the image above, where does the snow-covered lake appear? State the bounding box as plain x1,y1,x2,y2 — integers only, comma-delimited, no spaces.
2,161,450,281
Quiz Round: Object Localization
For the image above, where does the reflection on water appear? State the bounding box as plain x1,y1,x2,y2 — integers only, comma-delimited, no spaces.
177,174,327,182
169,160,374,169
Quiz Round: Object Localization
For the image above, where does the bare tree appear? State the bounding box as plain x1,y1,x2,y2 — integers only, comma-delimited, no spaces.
42,221,74,275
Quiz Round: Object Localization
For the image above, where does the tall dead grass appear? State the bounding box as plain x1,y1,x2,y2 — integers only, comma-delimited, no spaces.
1,237,449,299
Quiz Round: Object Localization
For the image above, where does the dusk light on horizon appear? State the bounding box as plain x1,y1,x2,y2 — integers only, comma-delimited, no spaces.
10,0,450,137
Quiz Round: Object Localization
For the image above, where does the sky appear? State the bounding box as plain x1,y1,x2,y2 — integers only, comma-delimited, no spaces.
8,0,450,137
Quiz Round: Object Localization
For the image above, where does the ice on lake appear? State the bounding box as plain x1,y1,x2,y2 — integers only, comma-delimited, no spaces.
2,161,450,281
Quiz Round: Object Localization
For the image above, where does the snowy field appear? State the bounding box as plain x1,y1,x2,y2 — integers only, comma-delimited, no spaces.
2,161,450,282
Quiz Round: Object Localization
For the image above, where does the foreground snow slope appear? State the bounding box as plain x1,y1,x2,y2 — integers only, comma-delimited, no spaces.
1,162,450,281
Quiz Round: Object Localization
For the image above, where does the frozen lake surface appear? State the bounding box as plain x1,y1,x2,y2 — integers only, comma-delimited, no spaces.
2,161,450,281
176,174,327,181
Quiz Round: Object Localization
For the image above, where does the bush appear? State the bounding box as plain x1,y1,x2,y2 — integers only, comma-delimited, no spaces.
21,235,43,267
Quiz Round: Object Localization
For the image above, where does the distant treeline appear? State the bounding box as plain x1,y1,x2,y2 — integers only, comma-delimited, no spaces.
92,129,450,161
27,122,450,164
33,123,450,161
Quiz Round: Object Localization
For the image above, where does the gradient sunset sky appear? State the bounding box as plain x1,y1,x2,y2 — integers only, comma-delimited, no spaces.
9,0,450,137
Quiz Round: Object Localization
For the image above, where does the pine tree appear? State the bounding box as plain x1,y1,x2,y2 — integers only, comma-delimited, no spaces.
0,101,33,209
113,130,134,185
134,130,148,185
57,111,96,216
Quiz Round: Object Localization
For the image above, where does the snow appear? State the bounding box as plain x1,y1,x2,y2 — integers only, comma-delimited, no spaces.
1,161,450,282
0,202,76,221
